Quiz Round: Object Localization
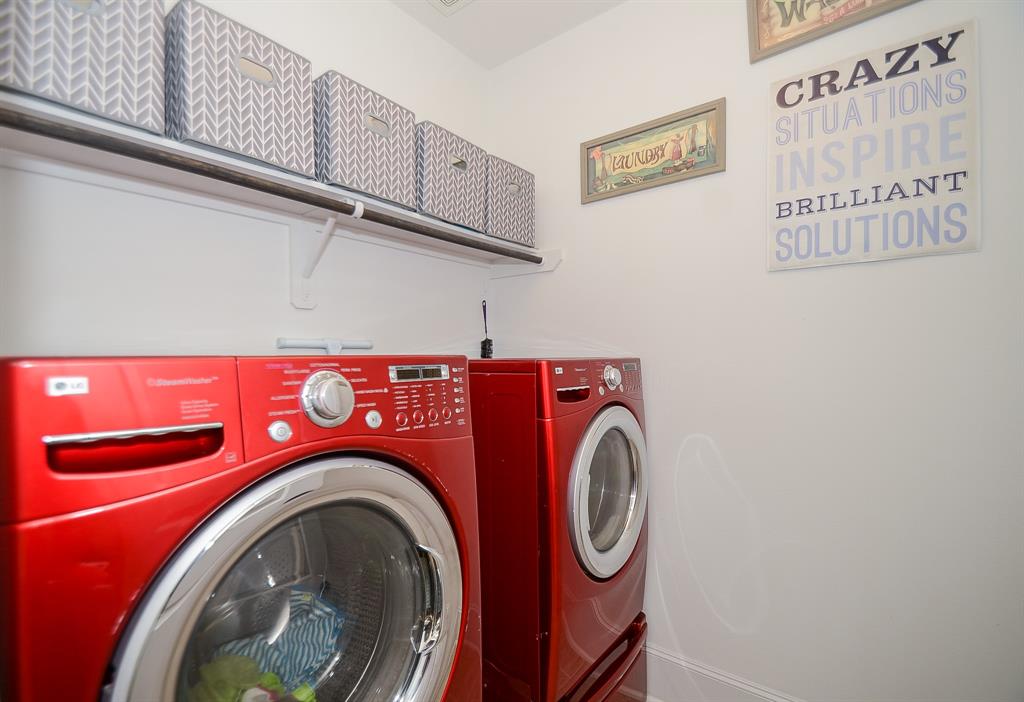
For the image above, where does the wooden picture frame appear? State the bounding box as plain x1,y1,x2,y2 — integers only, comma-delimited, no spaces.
580,98,726,205
746,0,921,63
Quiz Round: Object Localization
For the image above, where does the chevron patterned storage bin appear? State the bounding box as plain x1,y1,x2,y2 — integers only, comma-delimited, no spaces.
416,121,486,232
165,0,313,176
314,71,416,209
0,0,164,133
485,155,536,247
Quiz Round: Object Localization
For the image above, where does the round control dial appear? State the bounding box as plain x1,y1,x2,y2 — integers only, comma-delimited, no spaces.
603,364,623,390
300,370,355,428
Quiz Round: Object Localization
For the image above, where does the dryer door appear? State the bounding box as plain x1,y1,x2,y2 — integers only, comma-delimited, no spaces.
106,457,463,702
568,405,648,579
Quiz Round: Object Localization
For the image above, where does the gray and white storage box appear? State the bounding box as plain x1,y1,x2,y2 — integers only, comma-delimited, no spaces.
416,121,487,231
165,0,314,176
485,155,536,247
0,0,165,133
314,71,416,209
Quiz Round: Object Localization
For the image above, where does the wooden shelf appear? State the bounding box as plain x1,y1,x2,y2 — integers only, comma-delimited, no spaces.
0,90,551,267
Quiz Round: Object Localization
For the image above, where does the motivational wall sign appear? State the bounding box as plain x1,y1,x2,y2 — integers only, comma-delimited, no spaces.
767,21,978,271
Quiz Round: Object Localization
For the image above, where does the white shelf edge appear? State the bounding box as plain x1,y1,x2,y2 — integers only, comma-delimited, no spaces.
0,90,559,277
489,249,563,279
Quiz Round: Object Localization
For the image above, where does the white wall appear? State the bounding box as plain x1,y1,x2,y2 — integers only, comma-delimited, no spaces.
1,2,1021,700
0,0,492,357
484,1,1023,701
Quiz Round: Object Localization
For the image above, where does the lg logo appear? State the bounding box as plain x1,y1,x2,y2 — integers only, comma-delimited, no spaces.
46,377,90,396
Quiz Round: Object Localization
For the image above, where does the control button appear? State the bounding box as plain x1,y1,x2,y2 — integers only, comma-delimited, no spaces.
599,386,606,396
365,410,383,429
267,420,293,443
428,408,439,422
412,410,425,425
442,407,452,420
396,412,409,427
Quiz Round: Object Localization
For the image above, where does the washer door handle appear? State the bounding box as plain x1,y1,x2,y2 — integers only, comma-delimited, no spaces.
42,422,223,445
413,545,445,654
41,422,225,473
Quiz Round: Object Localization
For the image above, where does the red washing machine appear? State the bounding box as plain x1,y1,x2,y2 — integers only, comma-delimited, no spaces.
0,355,481,702
469,358,648,702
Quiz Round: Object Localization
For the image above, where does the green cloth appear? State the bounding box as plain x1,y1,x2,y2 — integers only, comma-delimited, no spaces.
258,673,285,696
185,657,314,702
186,655,261,702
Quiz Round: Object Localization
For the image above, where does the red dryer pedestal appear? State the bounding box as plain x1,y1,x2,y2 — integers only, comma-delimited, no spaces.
470,358,649,702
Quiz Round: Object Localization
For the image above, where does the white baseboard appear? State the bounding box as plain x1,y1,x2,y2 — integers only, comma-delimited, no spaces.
645,644,805,702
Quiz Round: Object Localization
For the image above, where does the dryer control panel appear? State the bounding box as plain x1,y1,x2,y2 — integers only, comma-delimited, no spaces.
536,357,643,419
237,356,471,460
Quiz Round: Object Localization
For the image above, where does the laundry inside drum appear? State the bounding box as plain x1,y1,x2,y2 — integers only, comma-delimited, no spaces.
177,501,429,702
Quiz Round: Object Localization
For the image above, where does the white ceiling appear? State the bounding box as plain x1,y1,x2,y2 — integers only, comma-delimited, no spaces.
391,0,622,69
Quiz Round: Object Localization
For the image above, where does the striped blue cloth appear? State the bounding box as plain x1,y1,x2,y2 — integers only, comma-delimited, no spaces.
216,588,344,691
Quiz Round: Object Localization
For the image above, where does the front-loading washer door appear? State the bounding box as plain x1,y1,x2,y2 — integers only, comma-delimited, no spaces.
568,406,648,580
106,457,463,702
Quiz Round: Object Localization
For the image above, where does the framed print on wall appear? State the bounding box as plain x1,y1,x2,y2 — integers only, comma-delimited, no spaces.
766,21,979,270
580,97,726,205
747,0,921,63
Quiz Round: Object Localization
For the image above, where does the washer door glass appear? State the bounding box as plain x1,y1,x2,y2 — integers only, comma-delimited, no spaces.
179,502,433,702
107,458,462,702
569,406,648,579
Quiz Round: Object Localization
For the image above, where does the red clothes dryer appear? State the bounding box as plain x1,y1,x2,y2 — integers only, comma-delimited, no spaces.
469,358,649,702
0,355,481,702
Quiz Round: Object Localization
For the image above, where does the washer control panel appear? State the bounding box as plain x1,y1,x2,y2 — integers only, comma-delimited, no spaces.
238,356,470,459
388,363,467,435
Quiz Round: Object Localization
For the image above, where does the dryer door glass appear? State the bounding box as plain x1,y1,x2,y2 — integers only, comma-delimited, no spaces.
588,427,637,552
569,405,649,579
107,458,463,702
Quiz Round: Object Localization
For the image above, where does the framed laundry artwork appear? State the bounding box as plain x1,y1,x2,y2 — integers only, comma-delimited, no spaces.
580,98,726,204
747,0,922,63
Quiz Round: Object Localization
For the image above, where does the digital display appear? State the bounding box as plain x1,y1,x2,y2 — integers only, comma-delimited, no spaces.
389,364,450,383
623,362,638,371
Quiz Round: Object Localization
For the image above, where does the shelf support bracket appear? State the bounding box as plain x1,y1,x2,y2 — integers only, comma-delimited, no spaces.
301,215,337,279
489,249,563,280
290,203,365,309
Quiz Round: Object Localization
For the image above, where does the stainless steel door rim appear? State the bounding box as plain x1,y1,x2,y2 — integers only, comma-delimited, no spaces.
568,405,649,579
106,456,463,702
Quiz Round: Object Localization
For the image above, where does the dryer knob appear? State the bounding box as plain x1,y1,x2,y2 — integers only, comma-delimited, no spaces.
603,364,622,390
301,370,355,428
